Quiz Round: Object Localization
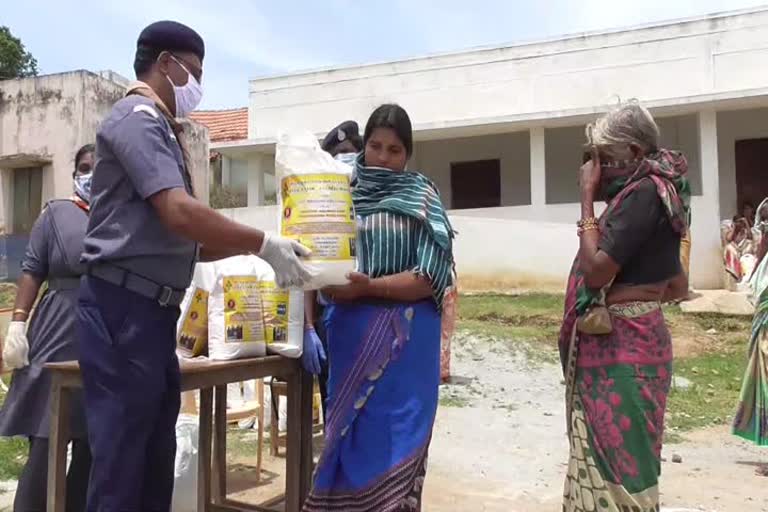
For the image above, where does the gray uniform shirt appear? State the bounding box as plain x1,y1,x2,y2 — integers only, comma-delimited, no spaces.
82,95,197,290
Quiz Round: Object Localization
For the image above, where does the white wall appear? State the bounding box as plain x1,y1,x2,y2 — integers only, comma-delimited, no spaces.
219,197,719,291
411,132,530,208
545,115,703,205
248,9,768,139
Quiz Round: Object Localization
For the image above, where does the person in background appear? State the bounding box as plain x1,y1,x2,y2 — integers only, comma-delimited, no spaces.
742,201,756,229
724,215,757,284
78,21,311,511
734,196,768,473
0,144,95,512
302,121,363,418
303,104,455,511
559,102,690,511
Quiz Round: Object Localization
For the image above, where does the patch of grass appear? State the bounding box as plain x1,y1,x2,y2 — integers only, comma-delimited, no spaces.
0,283,15,309
459,293,754,436
0,437,27,480
0,388,27,480
439,393,471,408
459,293,563,343
667,348,748,432
227,426,263,459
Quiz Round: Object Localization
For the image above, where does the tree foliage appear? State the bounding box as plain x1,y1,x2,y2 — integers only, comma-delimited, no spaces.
0,26,38,80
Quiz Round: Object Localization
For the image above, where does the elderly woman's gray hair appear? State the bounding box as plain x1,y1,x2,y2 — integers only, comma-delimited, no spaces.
586,101,660,155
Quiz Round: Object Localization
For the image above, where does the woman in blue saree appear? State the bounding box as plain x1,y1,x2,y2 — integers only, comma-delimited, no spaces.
303,104,454,512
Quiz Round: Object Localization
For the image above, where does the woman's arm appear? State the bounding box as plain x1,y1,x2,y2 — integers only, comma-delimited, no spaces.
750,236,768,281
323,272,433,303
662,272,689,303
198,246,245,262
304,291,318,327
11,273,44,322
578,188,620,289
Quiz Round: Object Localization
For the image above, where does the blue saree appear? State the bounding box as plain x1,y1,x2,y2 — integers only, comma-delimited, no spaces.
303,300,440,512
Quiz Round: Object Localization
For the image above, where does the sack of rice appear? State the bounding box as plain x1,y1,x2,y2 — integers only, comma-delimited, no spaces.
275,131,357,290
176,262,217,357
208,255,304,361
252,257,303,359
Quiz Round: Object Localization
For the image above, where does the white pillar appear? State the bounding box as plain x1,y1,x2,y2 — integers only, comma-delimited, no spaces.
529,127,546,208
247,155,266,207
221,155,232,187
693,110,723,289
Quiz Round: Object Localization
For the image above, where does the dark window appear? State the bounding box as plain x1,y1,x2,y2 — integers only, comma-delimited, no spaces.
12,167,43,234
450,159,501,209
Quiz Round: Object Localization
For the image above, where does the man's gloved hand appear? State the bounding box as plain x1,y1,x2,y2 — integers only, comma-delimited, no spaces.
258,232,314,288
301,326,327,375
3,321,29,370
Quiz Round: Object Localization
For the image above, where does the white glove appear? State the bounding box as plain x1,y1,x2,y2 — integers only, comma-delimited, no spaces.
3,321,29,370
258,232,314,288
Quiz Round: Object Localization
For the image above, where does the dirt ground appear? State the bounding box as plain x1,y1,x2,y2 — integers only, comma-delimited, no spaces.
0,327,764,512
222,330,768,512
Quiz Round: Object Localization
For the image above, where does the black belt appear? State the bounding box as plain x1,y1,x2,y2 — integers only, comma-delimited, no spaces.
47,277,82,291
88,264,186,307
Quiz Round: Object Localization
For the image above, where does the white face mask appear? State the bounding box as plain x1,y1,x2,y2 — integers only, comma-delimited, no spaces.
166,56,203,118
334,152,357,167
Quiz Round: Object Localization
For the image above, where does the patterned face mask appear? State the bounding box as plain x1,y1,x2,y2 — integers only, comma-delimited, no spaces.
73,174,92,202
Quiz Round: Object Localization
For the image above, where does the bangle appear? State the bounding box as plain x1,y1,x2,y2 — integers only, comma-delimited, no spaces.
577,217,599,229
13,309,28,317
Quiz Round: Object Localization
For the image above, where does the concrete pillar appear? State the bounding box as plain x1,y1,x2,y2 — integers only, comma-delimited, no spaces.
247,155,266,207
693,110,723,289
529,127,546,208
221,155,232,187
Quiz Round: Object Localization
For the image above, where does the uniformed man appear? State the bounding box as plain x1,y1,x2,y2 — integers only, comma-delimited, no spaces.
77,21,312,510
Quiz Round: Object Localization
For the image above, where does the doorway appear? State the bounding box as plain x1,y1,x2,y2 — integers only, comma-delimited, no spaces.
735,138,768,214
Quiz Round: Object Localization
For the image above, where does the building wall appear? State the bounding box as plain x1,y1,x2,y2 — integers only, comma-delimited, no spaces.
545,115,703,205
0,71,126,231
248,9,768,139
411,132,531,208
217,192,719,292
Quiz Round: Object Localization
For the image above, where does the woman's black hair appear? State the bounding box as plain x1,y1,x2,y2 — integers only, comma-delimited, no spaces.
73,144,95,177
363,104,413,156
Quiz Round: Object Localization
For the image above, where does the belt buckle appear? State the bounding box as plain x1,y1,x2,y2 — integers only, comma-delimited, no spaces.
158,286,174,307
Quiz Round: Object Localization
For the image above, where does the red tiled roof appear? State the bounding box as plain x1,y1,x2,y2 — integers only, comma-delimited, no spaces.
189,108,248,143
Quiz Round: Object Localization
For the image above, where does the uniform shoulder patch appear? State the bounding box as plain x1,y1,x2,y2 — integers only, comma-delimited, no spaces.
132,104,159,119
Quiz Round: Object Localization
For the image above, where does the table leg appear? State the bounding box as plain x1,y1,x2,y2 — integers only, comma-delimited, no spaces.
198,387,213,512
46,379,71,512
212,385,227,505
285,368,314,512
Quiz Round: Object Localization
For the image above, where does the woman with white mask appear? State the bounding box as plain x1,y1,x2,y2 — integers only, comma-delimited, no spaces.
0,144,95,512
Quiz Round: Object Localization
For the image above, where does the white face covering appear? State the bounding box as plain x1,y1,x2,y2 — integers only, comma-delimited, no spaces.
334,152,357,167
166,56,203,118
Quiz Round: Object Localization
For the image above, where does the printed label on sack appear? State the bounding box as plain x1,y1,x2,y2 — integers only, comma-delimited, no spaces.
280,173,356,261
178,287,209,355
259,282,290,343
224,276,266,344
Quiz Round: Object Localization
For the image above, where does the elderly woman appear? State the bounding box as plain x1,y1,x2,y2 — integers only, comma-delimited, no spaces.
559,102,690,511
0,144,95,512
303,104,454,512
734,196,768,475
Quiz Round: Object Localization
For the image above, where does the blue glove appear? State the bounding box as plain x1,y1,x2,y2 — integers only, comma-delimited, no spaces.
302,326,327,375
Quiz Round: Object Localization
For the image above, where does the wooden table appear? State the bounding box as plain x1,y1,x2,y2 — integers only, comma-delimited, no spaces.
45,356,314,512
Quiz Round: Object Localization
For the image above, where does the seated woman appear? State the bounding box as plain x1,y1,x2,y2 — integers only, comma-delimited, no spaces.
724,216,757,284
303,104,454,512
559,102,690,512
